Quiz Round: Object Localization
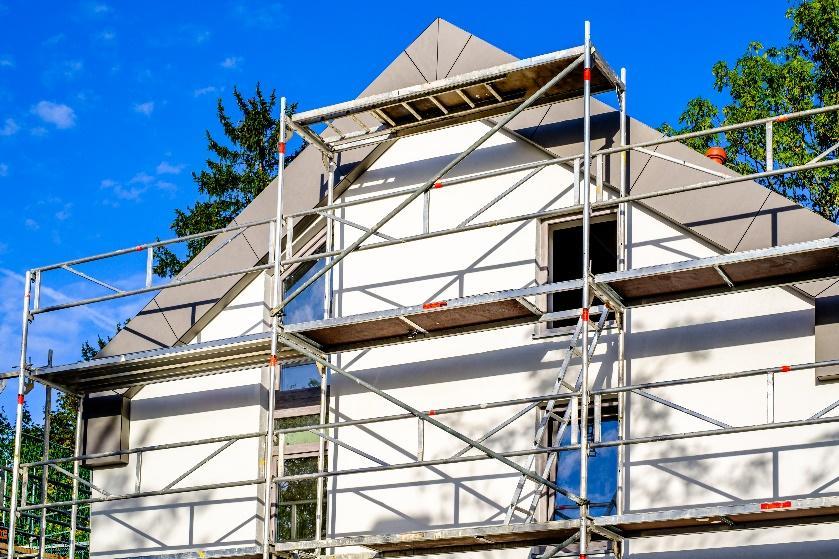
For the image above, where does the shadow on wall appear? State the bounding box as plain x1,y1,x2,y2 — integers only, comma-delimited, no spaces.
91,495,258,557
130,383,262,422
350,128,549,199
625,434,839,513
626,309,813,362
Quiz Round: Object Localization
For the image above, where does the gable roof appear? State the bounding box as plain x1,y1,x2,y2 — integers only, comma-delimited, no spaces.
100,18,837,360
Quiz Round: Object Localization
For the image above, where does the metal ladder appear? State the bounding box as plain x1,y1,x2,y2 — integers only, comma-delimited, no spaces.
504,306,610,524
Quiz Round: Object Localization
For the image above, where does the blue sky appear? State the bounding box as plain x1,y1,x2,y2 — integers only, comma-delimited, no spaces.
0,1,796,422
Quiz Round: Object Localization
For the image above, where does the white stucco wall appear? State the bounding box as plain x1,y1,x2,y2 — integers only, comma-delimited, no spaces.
90,273,268,559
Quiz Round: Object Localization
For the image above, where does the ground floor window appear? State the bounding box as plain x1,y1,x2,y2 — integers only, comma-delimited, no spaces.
553,417,618,519
276,456,323,541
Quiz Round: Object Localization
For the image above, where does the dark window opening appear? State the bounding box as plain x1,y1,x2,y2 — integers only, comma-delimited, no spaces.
550,218,617,327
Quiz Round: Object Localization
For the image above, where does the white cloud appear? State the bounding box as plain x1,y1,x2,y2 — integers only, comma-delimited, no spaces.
129,172,154,185
54,203,72,221
156,161,184,175
133,101,154,116
97,30,116,41
24,218,38,230
193,86,217,97
32,101,76,129
220,56,242,69
0,55,12,68
0,118,18,136
42,33,65,46
231,2,285,29
0,163,7,177
62,59,84,78
88,2,112,15
101,177,146,202
190,29,210,44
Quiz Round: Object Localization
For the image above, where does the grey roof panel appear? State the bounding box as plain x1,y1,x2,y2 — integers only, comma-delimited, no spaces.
735,190,839,251
437,19,484,79
359,51,430,99
404,20,441,83
631,147,770,251
442,27,517,78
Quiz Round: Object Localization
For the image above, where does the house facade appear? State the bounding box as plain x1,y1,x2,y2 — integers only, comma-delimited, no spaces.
67,18,839,559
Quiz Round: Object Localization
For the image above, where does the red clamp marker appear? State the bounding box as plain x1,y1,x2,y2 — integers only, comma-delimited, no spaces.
423,301,448,310
17,394,24,405
427,410,437,416
278,142,286,154
760,500,792,510
433,182,444,189
583,68,591,81
268,355,278,366
581,308,590,321
135,245,145,252
780,365,791,373
775,115,789,123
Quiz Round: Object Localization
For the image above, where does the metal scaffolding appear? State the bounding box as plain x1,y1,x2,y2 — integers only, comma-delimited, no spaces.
3,20,839,559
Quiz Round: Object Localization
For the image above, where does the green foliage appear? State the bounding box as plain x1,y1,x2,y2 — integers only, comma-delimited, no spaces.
0,402,91,557
660,0,839,222
154,84,299,277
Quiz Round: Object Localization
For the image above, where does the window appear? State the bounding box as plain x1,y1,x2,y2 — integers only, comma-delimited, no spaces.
281,363,321,391
548,216,617,328
283,250,326,325
275,414,320,446
816,295,839,381
276,456,323,541
552,415,618,519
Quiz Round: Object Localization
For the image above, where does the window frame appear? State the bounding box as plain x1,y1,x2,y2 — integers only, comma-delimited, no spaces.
535,210,618,338
530,397,619,523
272,386,328,542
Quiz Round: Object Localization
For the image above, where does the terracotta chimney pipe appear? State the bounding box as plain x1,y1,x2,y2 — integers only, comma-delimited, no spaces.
705,146,727,165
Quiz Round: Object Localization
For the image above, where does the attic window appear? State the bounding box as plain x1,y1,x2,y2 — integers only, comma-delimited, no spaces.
549,215,617,327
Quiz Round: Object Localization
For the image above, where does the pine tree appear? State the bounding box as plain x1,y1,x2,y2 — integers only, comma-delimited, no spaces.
154,84,298,277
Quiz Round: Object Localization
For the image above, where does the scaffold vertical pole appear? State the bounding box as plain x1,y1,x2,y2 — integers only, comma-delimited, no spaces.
263,96,287,559
316,157,336,551
8,270,32,559
68,399,83,559
38,386,51,559
615,66,628,559
764,121,775,425
578,20,592,559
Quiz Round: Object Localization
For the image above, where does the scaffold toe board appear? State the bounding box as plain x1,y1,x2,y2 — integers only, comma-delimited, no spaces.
273,519,582,556
284,289,547,352
597,496,839,537
31,332,299,393
290,46,621,151
594,236,839,307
